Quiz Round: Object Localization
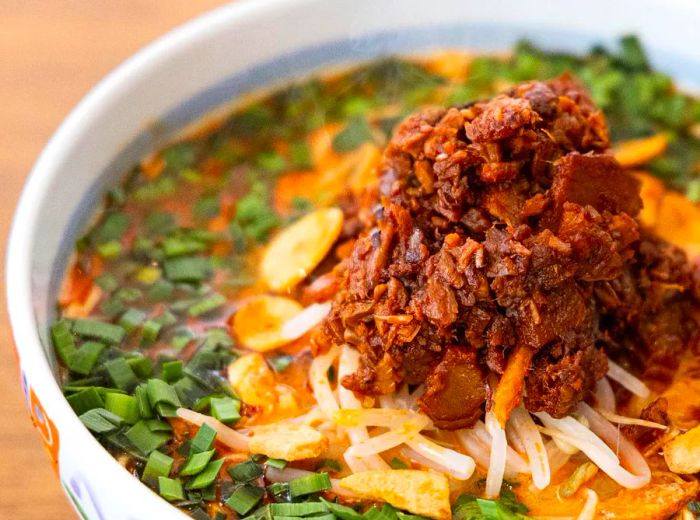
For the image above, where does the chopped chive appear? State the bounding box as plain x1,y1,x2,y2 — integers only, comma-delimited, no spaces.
191,423,217,454
210,397,240,424
228,460,263,482
96,240,122,258
118,309,147,333
187,459,224,489
79,408,123,434
142,450,174,483
225,484,265,515
135,384,153,418
389,457,409,470
270,502,329,517
288,472,332,498
163,256,212,283
51,319,77,366
95,273,119,292
128,356,154,378
148,279,174,301
158,477,184,501
179,449,216,477
364,504,397,520
72,318,126,345
125,420,170,455
141,319,163,343
67,387,105,415
161,360,184,383
104,357,139,391
145,419,172,432
104,392,140,424
146,378,181,411
266,458,287,470
188,293,226,317
69,341,106,375
163,236,207,257
320,498,363,520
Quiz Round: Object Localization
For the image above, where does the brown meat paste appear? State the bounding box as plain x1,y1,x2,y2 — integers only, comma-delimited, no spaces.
323,75,700,428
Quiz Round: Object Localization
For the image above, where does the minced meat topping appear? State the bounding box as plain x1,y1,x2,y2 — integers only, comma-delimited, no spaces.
323,75,700,429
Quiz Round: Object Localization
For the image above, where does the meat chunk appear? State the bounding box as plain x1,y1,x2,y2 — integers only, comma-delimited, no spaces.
418,347,487,429
551,153,642,217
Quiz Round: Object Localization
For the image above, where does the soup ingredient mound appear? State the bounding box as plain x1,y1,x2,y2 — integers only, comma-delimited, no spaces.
324,75,700,428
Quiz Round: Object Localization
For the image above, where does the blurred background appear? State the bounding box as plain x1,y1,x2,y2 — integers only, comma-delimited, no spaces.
0,2,230,517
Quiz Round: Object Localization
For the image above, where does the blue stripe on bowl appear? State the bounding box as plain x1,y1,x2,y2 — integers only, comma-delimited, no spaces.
46,22,700,366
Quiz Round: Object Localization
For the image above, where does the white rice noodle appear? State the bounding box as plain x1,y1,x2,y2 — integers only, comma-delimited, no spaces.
176,408,249,451
484,411,507,498
577,403,651,488
505,421,527,455
575,489,599,520
392,384,411,409
471,420,530,475
280,302,331,341
606,359,651,399
378,394,397,409
596,409,668,430
509,407,551,490
337,346,391,470
405,433,476,481
594,377,616,413
266,466,352,497
536,413,613,459
310,344,341,416
545,440,572,476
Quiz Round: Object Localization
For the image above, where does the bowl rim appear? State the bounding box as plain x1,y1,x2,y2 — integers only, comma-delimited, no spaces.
5,0,309,515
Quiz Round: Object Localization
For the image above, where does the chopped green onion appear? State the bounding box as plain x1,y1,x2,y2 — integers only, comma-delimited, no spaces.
145,419,172,432
128,356,154,378
115,287,142,303
266,458,288,470
135,266,162,285
148,279,174,301
66,387,104,415
95,273,119,292
141,319,163,343
125,420,170,455
118,309,147,333
104,357,139,391
396,513,429,520
104,392,140,424
72,318,126,345
161,360,184,383
51,319,77,366
210,396,240,424
79,408,123,434
228,460,263,482
256,151,286,172
134,384,153,419
163,236,207,257
97,240,122,258
69,341,106,375
179,449,216,477
158,477,185,501
270,502,329,517
163,256,212,283
194,196,221,220
188,293,226,317
146,378,182,411
142,450,174,483
187,459,224,489
288,472,332,498
320,499,363,520
269,354,293,373
332,117,374,152
289,142,312,169
317,458,342,472
389,457,409,470
363,504,397,520
94,212,129,243
190,423,217,454
226,484,265,515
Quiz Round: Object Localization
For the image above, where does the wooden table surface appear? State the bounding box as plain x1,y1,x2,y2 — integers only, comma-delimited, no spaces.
0,2,231,516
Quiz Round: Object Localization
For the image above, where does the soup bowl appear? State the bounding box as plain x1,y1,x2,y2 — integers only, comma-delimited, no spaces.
7,0,700,517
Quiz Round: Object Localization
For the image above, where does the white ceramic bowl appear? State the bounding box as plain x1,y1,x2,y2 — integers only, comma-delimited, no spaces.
7,0,700,517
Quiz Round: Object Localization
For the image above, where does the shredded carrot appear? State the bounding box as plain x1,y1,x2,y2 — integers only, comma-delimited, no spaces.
492,344,534,427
